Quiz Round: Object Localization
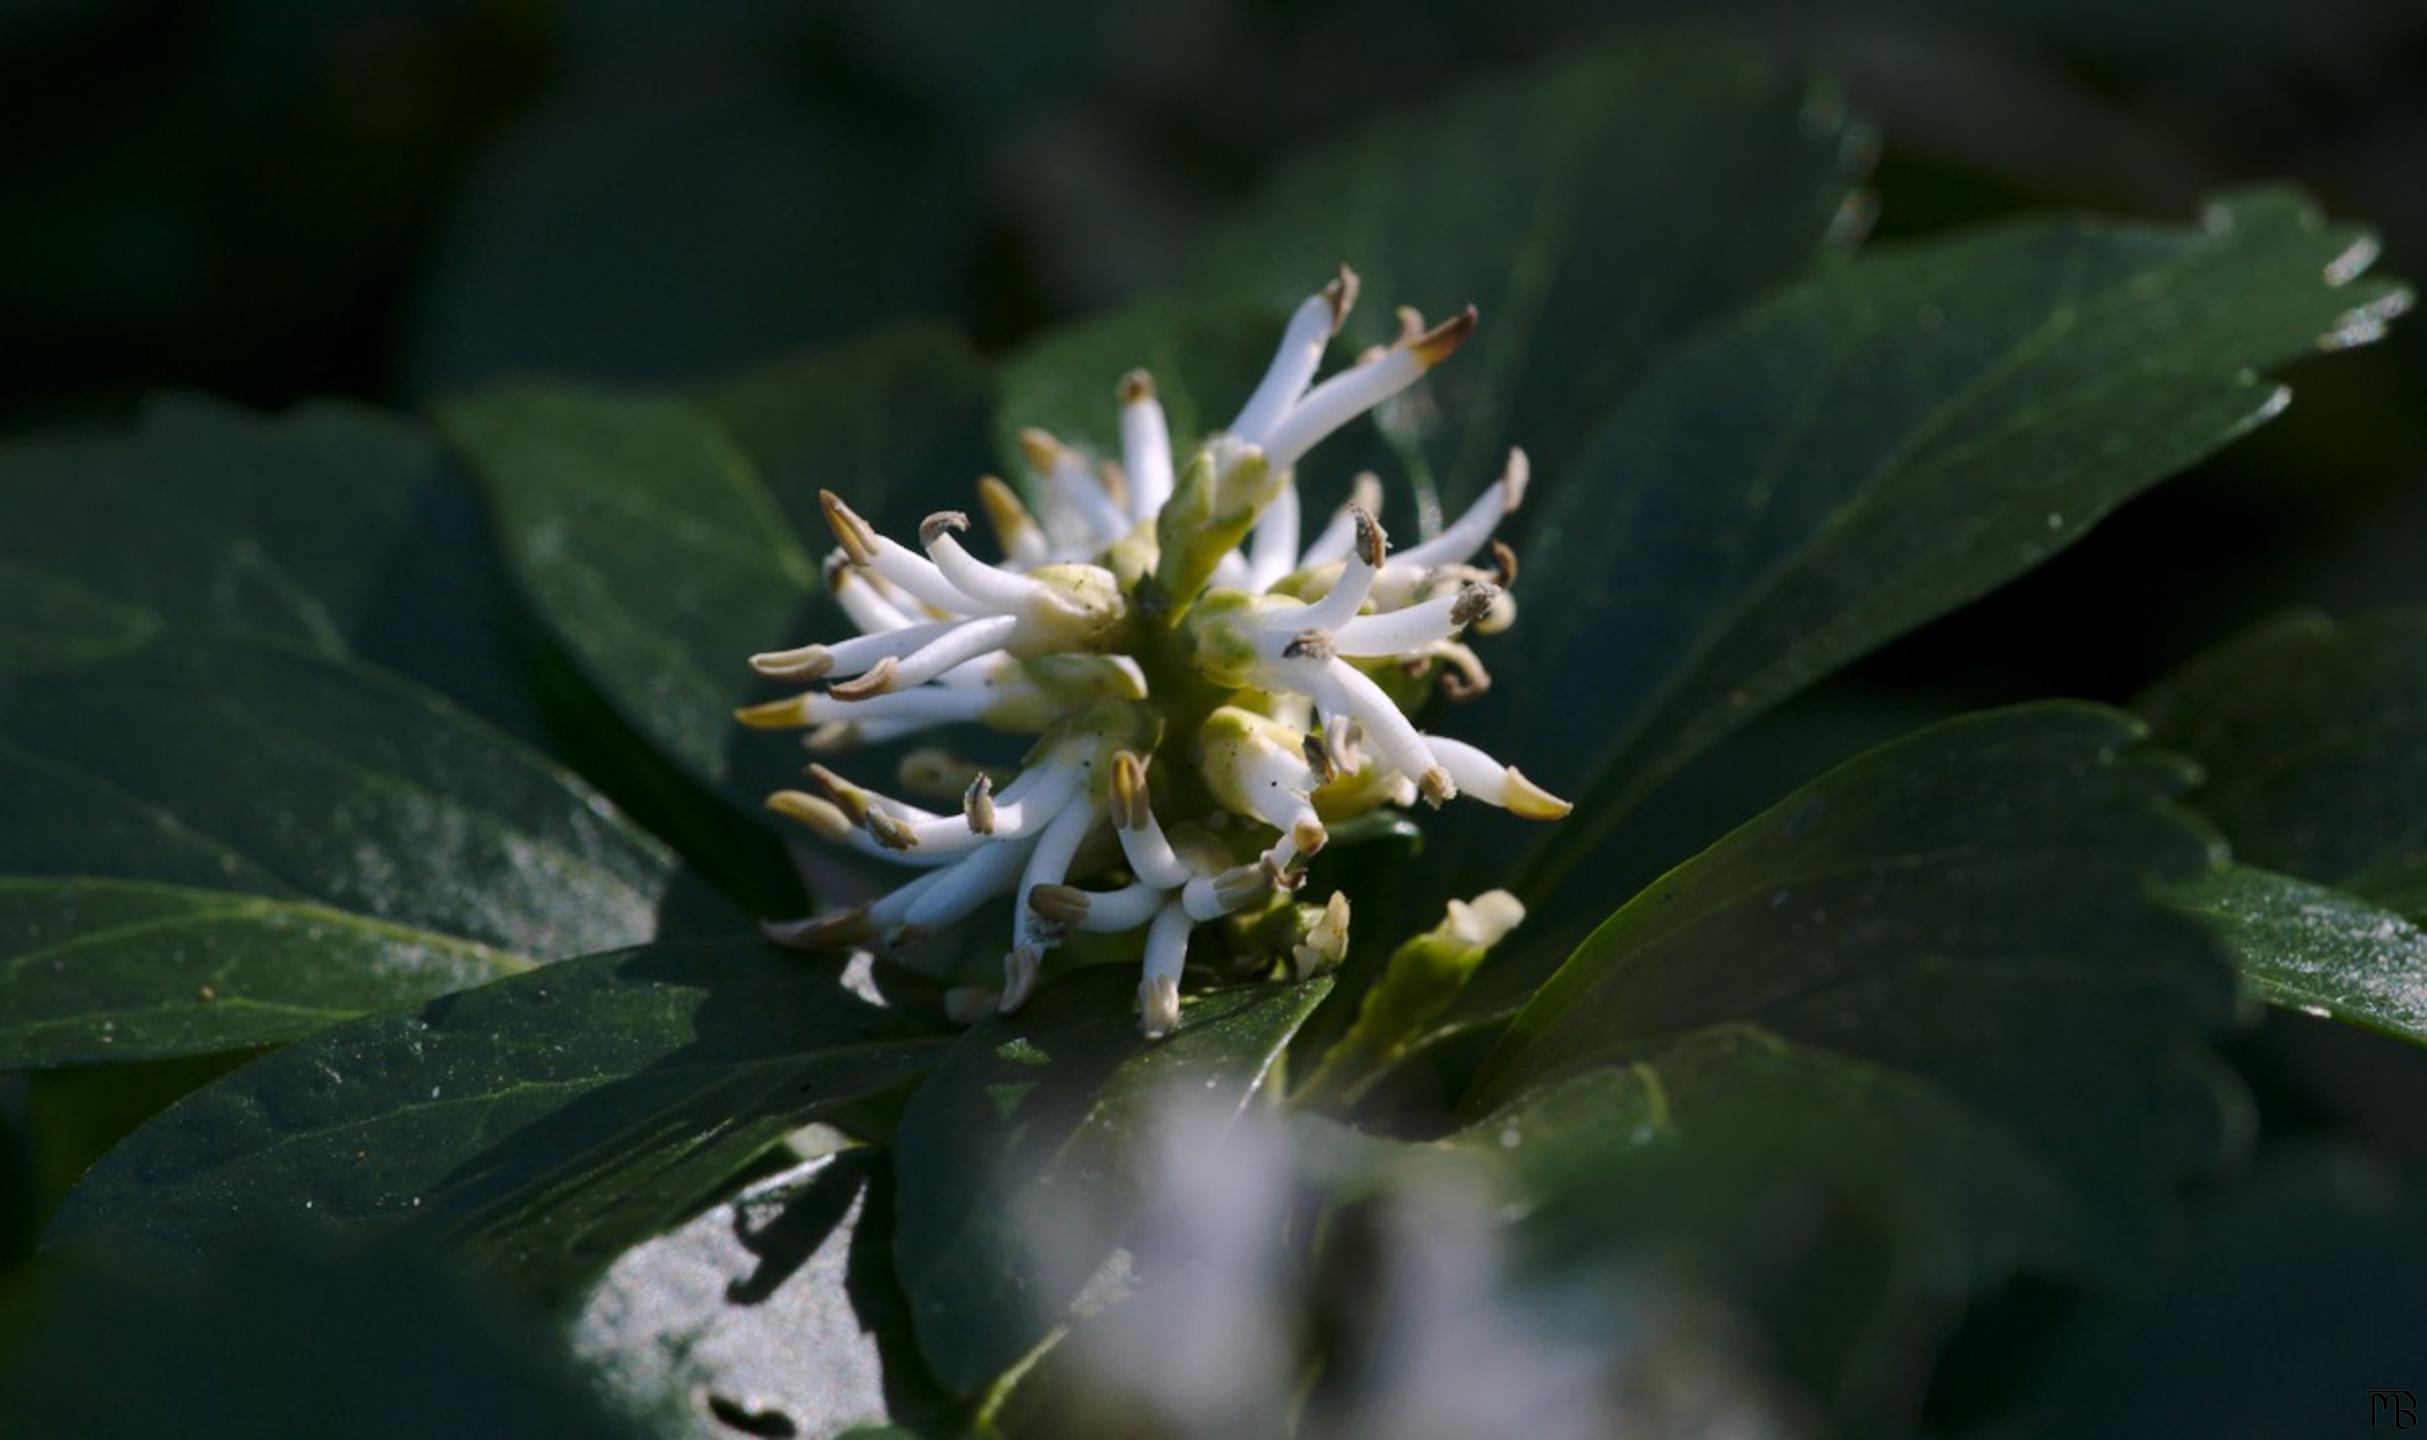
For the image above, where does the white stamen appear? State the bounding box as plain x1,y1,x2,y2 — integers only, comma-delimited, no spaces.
1232,284,1346,445
862,871,949,937
815,618,966,679
1298,473,1384,569
922,517,1053,612
1141,898,1193,987
1015,798,1100,948
1389,449,1528,573
985,761,1085,839
1426,735,1572,819
1261,307,1473,472
1119,372,1175,521
903,835,1036,931
1288,656,1446,800
1331,586,1490,658
850,614,1019,694
833,563,919,634
1246,481,1301,591
1052,881,1167,933
1022,429,1130,544
1181,862,1274,921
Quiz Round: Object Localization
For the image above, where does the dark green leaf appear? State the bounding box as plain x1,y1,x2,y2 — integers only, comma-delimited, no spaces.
1459,189,2405,920
2171,865,2427,1048
1985,1149,2427,1439
46,941,951,1288
0,879,528,1064
0,394,548,741
892,970,1330,1395
1191,39,1876,512
573,1150,950,1440
447,330,1000,815
0,637,677,1066
443,382,818,791
698,323,1000,555
0,1241,644,1440
2139,609,2427,918
0,558,157,671
1453,1033,2079,1427
1473,705,2243,1270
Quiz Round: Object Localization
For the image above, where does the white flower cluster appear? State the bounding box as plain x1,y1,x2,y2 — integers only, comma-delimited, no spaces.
739,269,1568,1037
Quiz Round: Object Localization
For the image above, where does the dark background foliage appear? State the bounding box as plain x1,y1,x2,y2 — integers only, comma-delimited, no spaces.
5,0,2427,1432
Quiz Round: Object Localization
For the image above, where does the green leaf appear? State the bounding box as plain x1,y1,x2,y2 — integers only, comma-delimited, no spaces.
698,323,1000,557
1423,189,2402,932
1451,1032,2086,1427
0,637,678,1066
46,941,952,1286
891,970,1330,1395
443,382,819,791
1984,1149,2427,1438
1473,705,2243,1268
1191,39,1876,511
2138,609,2427,918
572,1150,951,1440
2134,612,2427,1048
444,329,999,826
2170,865,2427,1048
0,1241,648,1440
0,880,528,1065
0,394,548,741
0,557,158,671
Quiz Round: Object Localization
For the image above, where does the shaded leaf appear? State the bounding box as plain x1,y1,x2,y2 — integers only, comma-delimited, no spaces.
2138,609,2427,918
1474,705,2243,1271
2171,865,2427,1048
892,969,1330,1395
46,941,951,1293
1454,1033,2079,1428
444,382,817,792
1983,1149,2427,1439
0,558,157,671
1457,188,2405,923
447,330,1000,818
0,1240,645,1440
1191,39,1876,513
573,1150,950,1440
0,394,548,741
698,323,1000,555
0,637,677,1066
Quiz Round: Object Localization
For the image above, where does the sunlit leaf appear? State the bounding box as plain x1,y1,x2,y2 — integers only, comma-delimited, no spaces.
2171,865,2427,1048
